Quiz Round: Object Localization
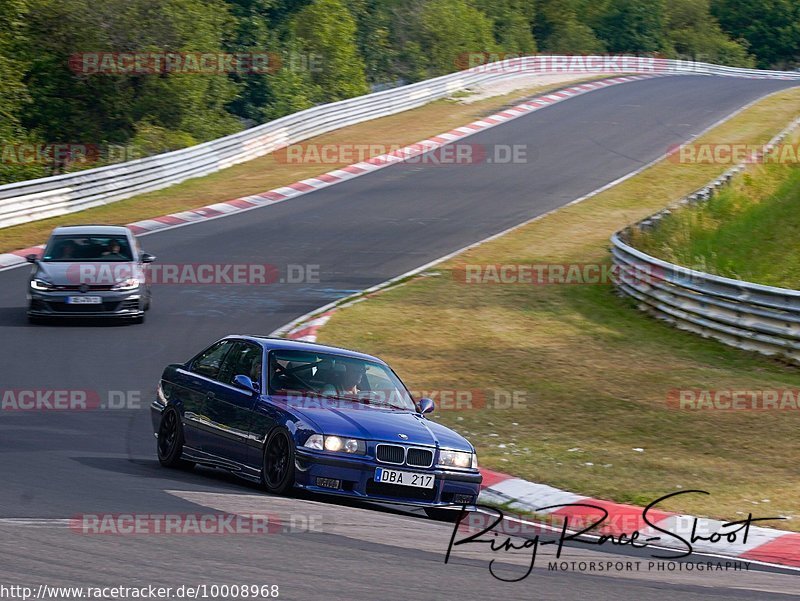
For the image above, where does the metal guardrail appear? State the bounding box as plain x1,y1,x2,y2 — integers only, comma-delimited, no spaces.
611,118,800,363
2,56,800,230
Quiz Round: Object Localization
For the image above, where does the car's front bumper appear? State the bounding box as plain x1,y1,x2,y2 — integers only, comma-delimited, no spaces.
28,289,144,318
294,448,482,507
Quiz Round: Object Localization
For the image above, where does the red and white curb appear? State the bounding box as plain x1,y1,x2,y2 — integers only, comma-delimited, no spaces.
284,311,336,342
0,74,660,271
476,468,800,568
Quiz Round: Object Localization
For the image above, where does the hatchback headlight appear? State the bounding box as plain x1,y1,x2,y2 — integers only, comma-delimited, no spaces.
303,434,365,454
111,277,140,291
437,450,474,469
30,279,54,291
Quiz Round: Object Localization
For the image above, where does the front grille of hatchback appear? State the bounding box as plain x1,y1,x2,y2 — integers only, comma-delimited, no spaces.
52,284,114,291
47,301,119,313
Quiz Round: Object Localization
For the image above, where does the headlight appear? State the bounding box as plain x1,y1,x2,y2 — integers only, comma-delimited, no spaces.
437,450,473,469
30,279,54,291
303,434,324,450
303,434,365,454
111,278,140,291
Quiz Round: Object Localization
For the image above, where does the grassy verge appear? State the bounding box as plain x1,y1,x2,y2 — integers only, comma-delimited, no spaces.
0,76,601,254
632,135,800,287
317,86,800,529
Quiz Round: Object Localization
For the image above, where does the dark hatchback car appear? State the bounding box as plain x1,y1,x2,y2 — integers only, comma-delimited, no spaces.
26,225,155,323
152,336,482,519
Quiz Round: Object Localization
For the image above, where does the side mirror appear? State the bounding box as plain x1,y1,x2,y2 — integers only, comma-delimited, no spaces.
233,374,259,394
418,397,435,415
26,254,39,263
140,252,156,263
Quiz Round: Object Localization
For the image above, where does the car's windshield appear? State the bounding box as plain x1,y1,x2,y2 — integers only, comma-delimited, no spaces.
268,349,415,411
42,234,133,262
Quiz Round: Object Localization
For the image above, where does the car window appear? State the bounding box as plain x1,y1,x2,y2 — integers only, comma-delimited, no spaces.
267,349,415,410
219,342,263,389
364,366,393,392
190,340,233,380
42,234,133,262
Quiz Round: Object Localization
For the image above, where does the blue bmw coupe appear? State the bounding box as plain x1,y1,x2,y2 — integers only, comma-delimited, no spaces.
151,336,482,518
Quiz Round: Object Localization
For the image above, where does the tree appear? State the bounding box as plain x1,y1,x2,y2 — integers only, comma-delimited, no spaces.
261,38,319,119
534,0,606,54
472,0,537,53
665,0,753,66
593,0,667,54
346,0,397,84
292,0,370,102
711,0,800,68
223,0,277,123
0,0,48,183
20,0,241,150
415,0,498,75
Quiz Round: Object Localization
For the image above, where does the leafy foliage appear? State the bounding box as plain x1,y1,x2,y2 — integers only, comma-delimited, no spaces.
292,0,369,101
711,0,800,68
0,0,793,184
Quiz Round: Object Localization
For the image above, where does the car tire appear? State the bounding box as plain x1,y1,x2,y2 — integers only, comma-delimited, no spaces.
261,427,296,495
133,313,145,324
424,507,466,522
27,314,43,325
156,408,194,469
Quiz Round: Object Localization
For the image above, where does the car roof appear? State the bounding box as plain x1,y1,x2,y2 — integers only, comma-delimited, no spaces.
227,336,388,365
50,225,132,236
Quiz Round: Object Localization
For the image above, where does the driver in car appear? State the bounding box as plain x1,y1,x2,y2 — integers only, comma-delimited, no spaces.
339,363,366,395
319,362,366,397
102,240,127,259
57,241,77,260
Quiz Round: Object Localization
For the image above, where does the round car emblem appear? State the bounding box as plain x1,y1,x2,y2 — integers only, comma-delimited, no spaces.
398,433,408,440
79,284,89,293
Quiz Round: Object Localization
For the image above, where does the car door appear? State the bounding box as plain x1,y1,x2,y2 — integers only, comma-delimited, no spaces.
244,350,285,471
202,341,263,466
177,339,235,452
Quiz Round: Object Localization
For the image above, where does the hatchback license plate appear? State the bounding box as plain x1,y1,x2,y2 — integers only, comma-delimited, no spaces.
374,467,434,488
67,296,102,304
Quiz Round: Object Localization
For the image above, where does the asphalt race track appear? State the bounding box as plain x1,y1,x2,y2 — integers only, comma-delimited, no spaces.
1,75,799,599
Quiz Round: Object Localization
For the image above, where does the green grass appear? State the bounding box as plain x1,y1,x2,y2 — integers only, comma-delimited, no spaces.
317,87,800,529
632,151,800,287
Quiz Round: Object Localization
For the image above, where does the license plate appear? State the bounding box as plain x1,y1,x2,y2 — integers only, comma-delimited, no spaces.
67,296,102,304
374,467,434,489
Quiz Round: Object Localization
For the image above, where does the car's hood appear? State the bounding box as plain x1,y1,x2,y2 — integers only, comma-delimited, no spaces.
273,397,473,452
34,261,141,285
